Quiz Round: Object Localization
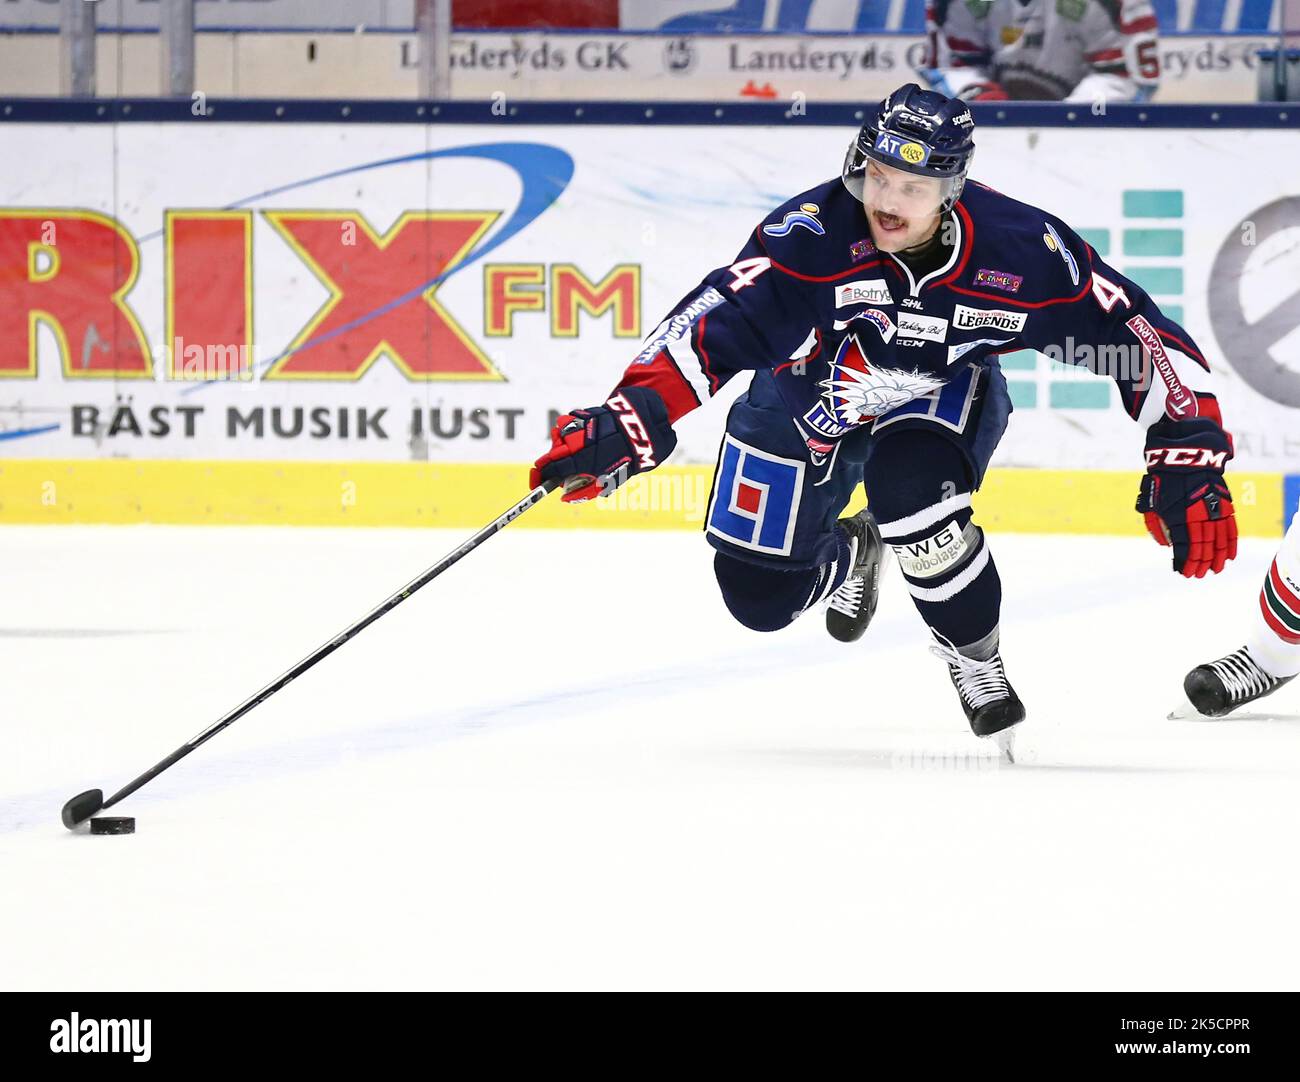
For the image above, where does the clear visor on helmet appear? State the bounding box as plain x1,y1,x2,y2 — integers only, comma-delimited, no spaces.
842,141,963,217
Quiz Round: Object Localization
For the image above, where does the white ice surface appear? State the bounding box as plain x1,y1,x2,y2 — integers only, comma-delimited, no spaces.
2,525,1299,991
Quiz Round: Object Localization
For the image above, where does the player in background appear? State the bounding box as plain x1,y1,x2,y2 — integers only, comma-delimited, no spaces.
1183,513,1300,716
921,0,1161,102
531,84,1235,757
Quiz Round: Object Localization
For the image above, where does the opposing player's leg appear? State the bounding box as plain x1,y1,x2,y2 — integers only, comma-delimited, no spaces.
863,363,1022,750
1183,510,1300,717
705,371,882,636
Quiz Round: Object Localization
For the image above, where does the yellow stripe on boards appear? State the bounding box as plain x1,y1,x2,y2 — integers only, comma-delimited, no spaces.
0,459,1285,536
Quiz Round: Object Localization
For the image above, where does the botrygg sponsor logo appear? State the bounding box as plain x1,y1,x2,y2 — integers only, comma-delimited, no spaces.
834,279,891,306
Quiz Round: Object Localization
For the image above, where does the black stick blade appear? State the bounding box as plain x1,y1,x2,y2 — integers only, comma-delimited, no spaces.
62,789,104,830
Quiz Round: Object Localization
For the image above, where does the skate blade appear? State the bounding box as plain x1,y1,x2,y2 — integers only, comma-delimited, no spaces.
991,727,1016,764
1168,696,1213,721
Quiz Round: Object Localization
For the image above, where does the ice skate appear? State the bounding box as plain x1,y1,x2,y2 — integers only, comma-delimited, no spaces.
930,635,1025,758
1182,646,1294,718
826,509,885,643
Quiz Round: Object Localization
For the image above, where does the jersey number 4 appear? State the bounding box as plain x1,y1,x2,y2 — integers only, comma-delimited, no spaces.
1091,271,1131,313
727,257,771,293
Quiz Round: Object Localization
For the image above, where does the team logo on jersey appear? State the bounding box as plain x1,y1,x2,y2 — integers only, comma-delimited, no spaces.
974,268,1023,293
832,307,896,342
803,333,945,438
896,312,949,342
834,278,891,306
849,238,875,262
874,133,932,168
952,305,1028,333
1043,222,1080,286
763,203,825,237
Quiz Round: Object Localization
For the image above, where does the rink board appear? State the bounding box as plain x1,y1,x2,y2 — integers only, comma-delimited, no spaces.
0,458,1288,535
0,111,1298,533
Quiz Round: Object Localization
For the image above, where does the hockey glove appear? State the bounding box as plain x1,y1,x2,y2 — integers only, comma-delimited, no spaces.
1136,416,1237,578
958,80,1010,102
530,385,677,503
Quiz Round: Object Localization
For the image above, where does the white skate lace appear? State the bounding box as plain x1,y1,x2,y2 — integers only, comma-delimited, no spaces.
1209,648,1276,702
929,636,1010,710
826,531,864,617
828,575,864,617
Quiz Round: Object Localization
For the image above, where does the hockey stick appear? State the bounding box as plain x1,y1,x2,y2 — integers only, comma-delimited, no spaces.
61,479,559,829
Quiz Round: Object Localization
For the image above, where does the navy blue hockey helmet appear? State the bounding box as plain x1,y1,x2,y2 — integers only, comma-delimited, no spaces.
843,83,976,213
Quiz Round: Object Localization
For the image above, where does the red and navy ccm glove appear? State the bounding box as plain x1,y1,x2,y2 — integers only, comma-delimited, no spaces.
1136,417,1237,578
530,386,677,503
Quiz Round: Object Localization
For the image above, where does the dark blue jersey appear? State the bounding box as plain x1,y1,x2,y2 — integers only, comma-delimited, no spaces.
617,176,1220,460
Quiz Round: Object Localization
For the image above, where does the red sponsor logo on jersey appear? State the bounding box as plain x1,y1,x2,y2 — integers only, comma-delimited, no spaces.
1127,313,1197,419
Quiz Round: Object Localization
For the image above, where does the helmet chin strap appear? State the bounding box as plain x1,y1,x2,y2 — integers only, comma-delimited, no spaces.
901,212,945,253
885,209,947,259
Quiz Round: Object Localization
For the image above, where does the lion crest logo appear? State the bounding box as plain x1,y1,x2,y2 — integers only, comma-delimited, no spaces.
814,333,945,431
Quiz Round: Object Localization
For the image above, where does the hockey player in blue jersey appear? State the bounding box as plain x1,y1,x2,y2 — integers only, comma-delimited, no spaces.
531,83,1237,755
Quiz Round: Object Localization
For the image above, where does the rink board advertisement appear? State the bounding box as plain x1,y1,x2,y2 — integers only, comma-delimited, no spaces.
0,120,1297,531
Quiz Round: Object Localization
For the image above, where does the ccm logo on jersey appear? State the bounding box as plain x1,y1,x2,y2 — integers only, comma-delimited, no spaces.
835,279,891,306
605,393,658,469
952,305,1027,333
1144,446,1230,469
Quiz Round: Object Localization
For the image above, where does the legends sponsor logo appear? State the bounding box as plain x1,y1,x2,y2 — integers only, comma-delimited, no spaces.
835,279,891,306
952,305,1028,333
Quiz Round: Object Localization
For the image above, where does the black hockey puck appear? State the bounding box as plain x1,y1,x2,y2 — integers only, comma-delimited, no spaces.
89,816,135,835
